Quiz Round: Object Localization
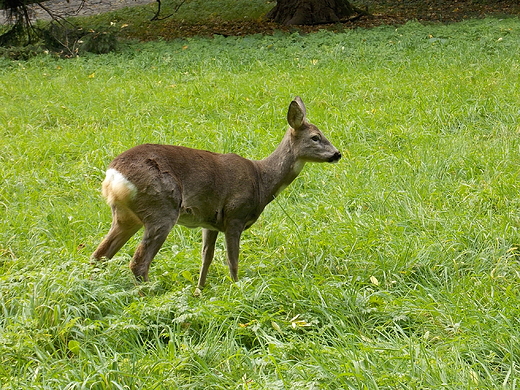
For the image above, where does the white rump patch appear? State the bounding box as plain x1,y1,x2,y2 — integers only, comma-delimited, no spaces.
102,168,137,205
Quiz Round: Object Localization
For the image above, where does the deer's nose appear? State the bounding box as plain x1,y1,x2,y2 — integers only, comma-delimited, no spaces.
328,151,342,163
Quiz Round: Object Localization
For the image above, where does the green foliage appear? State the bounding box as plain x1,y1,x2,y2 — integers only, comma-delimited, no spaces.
0,22,121,58
1,17,520,388
71,0,274,42
1,0,273,58
40,22,120,56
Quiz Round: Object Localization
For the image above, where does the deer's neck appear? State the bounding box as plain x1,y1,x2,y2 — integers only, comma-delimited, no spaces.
254,129,306,204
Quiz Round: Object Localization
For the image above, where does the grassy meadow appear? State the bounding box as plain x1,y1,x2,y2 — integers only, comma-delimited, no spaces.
1,8,520,389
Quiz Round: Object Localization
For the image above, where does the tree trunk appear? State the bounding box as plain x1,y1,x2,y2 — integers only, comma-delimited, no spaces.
266,0,356,26
1,0,42,10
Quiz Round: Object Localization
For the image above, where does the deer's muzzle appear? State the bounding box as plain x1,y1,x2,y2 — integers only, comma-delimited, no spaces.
328,151,342,163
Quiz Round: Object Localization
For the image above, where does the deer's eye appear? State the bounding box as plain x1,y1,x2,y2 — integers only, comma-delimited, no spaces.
311,135,320,142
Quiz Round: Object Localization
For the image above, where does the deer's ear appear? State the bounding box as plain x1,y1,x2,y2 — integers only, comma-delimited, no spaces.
287,96,307,130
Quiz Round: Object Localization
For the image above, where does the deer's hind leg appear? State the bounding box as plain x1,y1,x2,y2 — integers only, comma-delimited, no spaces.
129,197,180,282
92,203,143,261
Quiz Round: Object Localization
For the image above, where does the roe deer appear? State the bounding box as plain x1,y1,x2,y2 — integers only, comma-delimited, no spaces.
92,97,341,295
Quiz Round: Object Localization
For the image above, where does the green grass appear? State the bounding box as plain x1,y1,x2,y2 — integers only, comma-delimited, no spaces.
1,15,520,389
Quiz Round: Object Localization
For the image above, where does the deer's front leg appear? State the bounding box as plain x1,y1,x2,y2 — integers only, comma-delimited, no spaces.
194,229,219,296
224,223,244,283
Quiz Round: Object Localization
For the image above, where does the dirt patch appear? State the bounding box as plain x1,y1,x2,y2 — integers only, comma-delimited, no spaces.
131,0,520,40
2,0,519,37
0,0,155,24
